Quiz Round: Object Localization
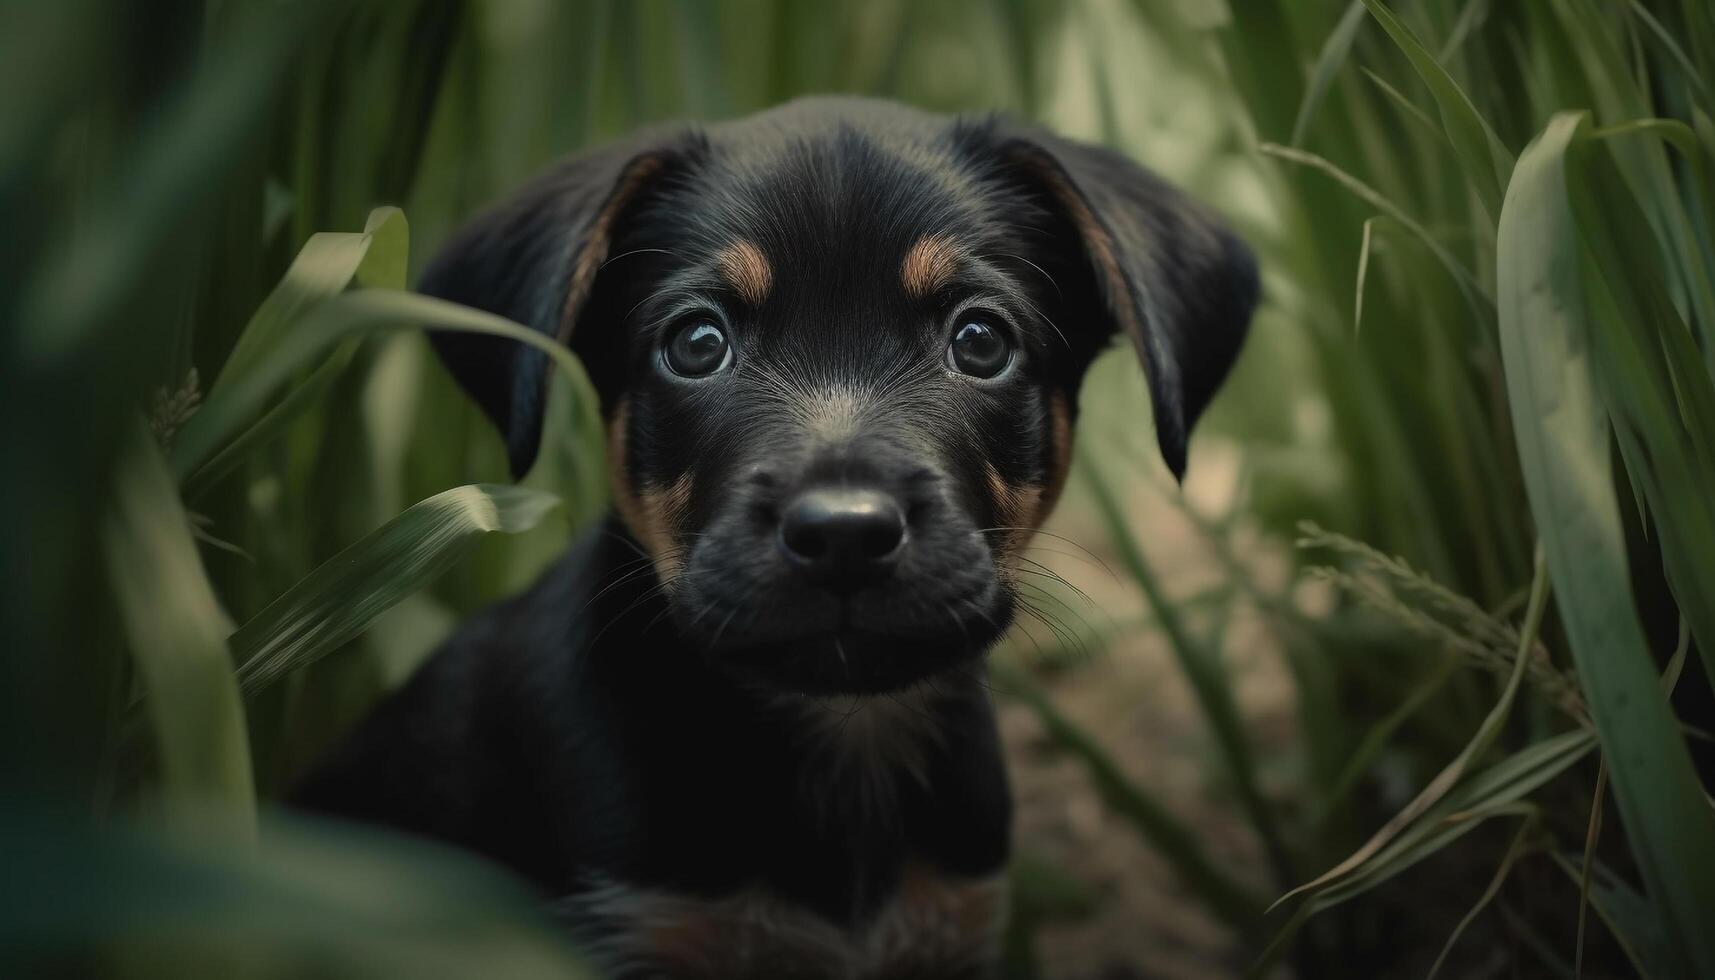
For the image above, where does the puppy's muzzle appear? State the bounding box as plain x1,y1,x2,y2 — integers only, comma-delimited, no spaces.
777,486,908,593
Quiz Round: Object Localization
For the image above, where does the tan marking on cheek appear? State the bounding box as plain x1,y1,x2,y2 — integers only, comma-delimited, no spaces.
714,238,772,305
900,234,962,299
606,399,691,583
1040,390,1075,521
986,462,1046,569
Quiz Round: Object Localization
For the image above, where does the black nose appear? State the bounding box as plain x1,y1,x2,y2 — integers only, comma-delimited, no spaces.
778,487,907,592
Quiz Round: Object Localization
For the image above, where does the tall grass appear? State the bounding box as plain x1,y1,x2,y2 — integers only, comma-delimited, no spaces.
3,1,1713,977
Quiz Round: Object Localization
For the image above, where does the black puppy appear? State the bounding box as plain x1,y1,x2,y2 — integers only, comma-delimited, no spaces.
295,97,1256,979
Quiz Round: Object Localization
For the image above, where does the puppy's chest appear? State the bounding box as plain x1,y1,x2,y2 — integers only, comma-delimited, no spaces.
561,864,1006,980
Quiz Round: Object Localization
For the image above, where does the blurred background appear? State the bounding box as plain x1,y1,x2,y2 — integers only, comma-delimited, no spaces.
5,0,1715,977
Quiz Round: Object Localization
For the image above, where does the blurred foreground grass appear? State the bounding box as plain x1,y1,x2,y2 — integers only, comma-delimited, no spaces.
3,1,1715,977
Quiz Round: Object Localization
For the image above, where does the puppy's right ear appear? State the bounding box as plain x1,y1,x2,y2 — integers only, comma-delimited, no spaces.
420,129,695,478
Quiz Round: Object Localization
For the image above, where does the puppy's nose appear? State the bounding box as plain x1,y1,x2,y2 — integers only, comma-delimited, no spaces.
778,487,907,592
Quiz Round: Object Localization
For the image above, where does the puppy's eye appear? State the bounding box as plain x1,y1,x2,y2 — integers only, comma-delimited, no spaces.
946,315,1012,378
664,318,733,377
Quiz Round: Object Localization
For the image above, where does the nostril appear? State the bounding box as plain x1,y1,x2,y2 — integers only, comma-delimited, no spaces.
778,488,908,589
781,517,830,560
855,515,904,559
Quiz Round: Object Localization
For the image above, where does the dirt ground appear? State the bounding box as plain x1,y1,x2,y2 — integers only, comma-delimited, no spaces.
999,452,1302,980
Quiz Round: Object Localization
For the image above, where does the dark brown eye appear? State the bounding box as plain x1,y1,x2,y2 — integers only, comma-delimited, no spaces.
664,318,732,377
946,316,1011,378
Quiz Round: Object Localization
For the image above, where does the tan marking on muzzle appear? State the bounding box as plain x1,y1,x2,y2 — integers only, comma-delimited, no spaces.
714,239,772,306
607,398,692,583
900,234,961,299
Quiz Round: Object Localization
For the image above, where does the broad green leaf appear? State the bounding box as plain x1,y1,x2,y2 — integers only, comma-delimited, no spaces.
103,422,254,828
170,290,602,484
183,342,356,499
0,809,594,978
181,207,409,495
17,0,339,360
1361,0,1514,223
211,206,408,396
1497,110,1715,980
232,485,562,697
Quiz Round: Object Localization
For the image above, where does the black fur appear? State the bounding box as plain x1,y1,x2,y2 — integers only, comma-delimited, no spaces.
294,97,1255,978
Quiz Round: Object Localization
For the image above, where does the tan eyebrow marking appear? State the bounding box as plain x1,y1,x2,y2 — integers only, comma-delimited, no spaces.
714,239,772,305
900,234,962,299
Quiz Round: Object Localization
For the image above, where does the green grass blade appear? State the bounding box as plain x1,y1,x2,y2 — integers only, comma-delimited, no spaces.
1360,0,1514,223
1497,110,1715,980
1290,1,1367,147
231,485,561,698
1315,728,1598,908
211,206,408,397
1425,814,1534,979
1275,546,1549,909
1565,135,1715,690
103,421,254,828
1261,142,1491,317
1551,851,1670,980
1079,453,1294,896
170,289,601,484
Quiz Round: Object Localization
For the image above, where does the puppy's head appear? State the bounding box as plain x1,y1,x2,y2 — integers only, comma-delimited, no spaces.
423,98,1256,695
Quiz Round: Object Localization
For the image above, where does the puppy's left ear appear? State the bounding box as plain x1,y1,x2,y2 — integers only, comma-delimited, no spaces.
988,125,1259,480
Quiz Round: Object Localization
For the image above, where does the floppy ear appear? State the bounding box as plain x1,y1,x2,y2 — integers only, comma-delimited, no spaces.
419,129,694,478
992,125,1258,480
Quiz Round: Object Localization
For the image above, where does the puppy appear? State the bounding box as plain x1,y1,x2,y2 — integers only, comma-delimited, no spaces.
294,96,1256,979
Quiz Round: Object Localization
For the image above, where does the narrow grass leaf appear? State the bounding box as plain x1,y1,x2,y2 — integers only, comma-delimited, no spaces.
1354,215,1380,334
211,206,408,396
1314,729,1597,908
1261,143,1491,318
0,809,594,978
103,421,254,828
1575,759,1608,980
1551,851,1669,980
1290,1,1367,147
1426,814,1534,979
1275,546,1549,909
231,485,561,697
171,290,600,483
1360,0,1514,221
1626,1,1711,108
